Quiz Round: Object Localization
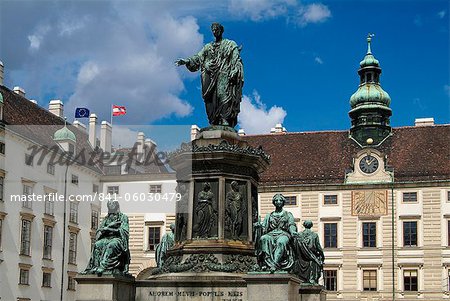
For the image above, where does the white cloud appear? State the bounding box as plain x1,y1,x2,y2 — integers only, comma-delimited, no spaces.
438,10,446,19
314,56,323,64
229,0,331,26
229,0,296,21
27,25,50,51
111,125,140,149
297,3,331,26
238,90,287,134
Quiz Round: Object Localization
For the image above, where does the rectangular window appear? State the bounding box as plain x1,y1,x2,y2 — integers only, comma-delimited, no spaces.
20,219,31,256
68,275,76,290
22,184,33,208
69,202,78,223
324,270,337,291
403,270,418,291
47,163,55,175
69,232,77,264
0,142,5,154
44,193,54,216
91,210,99,230
448,191,450,203
148,227,161,251
25,154,33,166
324,195,338,205
19,269,30,285
71,174,78,185
93,184,99,193
363,270,377,291
448,220,450,247
284,196,297,206
43,225,53,259
42,272,51,287
362,222,376,248
403,192,417,203
0,219,2,250
0,176,3,202
107,186,119,195
149,184,162,193
324,223,338,248
403,221,417,247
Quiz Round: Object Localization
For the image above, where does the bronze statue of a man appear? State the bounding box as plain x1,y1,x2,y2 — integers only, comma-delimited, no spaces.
176,22,244,128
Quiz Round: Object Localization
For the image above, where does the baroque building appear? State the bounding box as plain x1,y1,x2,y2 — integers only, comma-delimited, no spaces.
245,36,450,300
0,84,103,301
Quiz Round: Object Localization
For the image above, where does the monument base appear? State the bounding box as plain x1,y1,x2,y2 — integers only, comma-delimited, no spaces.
298,285,327,301
244,273,301,301
75,274,135,301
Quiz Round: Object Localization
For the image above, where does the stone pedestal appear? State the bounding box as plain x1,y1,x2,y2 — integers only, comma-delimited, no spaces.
244,273,302,301
298,285,327,301
160,129,270,275
136,272,247,301
75,274,135,301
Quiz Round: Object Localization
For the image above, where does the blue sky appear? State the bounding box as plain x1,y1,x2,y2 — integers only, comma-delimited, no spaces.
0,0,448,139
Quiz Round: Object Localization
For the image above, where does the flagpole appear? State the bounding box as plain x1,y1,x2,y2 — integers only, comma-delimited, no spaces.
110,104,113,126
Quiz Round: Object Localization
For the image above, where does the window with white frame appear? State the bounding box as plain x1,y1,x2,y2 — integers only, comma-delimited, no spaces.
149,184,162,194
44,193,54,216
363,270,377,291
42,272,51,287
69,202,78,223
403,269,418,291
0,176,3,202
324,223,338,248
91,210,99,230
403,192,417,203
324,270,337,291
324,194,338,205
71,174,79,185
362,222,376,248
47,163,55,175
20,219,32,256
107,186,119,195
43,225,53,259
69,232,77,264
284,196,297,206
148,226,161,251
22,184,33,208
19,268,30,285
403,221,417,247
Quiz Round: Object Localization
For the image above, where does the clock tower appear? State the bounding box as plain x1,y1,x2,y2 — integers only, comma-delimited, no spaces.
349,34,392,147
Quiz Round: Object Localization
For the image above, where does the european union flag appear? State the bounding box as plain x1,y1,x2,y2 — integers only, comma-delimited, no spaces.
75,108,90,118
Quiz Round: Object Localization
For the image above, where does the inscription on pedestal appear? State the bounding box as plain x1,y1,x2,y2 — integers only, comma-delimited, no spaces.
137,287,247,301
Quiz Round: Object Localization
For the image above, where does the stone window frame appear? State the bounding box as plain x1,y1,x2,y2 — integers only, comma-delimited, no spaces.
402,220,418,247
323,269,338,291
67,271,77,291
42,218,56,260
0,141,5,155
283,195,298,207
402,191,418,203
362,269,377,291
0,171,4,202
20,212,35,256
145,221,164,252
69,201,79,224
47,163,55,175
18,263,32,285
362,221,377,248
107,185,119,196
21,179,36,209
403,269,418,292
0,211,6,251
71,174,79,186
323,222,338,248
68,227,79,265
41,267,53,288
24,153,34,166
44,186,56,216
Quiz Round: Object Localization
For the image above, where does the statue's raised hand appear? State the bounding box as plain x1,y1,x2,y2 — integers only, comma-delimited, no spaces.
175,59,187,66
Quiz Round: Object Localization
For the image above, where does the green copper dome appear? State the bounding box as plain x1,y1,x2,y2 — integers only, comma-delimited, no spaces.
360,53,379,68
350,83,391,107
54,125,76,142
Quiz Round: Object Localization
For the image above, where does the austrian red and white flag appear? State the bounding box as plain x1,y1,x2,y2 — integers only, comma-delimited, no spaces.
112,105,126,116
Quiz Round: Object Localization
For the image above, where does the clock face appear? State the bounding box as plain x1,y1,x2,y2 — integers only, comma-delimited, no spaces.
359,155,379,174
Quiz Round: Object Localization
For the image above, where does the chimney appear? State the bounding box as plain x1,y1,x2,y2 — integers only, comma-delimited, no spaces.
270,123,287,134
137,132,145,162
100,121,112,154
191,125,200,141
73,120,87,132
144,138,157,162
49,100,64,118
238,129,246,136
89,114,98,148
0,61,4,86
13,86,26,97
415,117,434,127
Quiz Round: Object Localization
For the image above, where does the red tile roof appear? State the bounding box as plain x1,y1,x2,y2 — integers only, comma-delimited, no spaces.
245,125,450,186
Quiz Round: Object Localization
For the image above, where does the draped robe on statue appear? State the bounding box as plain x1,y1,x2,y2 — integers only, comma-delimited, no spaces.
256,210,296,271
185,39,244,127
293,228,325,284
85,212,130,274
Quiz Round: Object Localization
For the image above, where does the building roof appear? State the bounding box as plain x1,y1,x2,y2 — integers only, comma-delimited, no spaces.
245,125,450,186
0,85,103,174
